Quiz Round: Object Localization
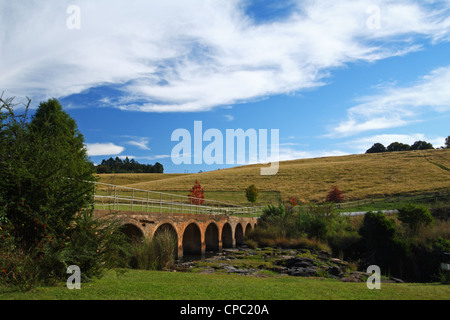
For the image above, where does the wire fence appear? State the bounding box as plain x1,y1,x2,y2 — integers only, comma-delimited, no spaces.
92,181,264,216
90,180,450,217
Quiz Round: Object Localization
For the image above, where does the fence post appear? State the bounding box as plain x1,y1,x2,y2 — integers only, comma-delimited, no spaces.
131,189,134,211
147,192,149,212
160,193,162,213
93,183,96,210
113,185,117,211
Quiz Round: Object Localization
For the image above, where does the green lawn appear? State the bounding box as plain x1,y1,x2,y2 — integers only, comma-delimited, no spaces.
1,269,449,300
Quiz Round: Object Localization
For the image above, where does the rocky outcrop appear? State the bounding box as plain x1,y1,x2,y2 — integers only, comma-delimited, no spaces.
175,246,394,283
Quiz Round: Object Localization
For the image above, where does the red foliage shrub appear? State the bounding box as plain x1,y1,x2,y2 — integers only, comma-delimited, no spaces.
189,180,205,205
326,186,344,203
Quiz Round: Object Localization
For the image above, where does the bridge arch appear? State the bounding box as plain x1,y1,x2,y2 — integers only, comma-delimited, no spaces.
182,222,202,255
235,223,244,246
245,222,253,236
119,221,144,243
153,222,178,259
205,222,219,252
222,223,233,248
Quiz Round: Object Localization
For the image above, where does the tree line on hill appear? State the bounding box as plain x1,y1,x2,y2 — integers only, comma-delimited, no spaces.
366,136,450,154
96,157,164,174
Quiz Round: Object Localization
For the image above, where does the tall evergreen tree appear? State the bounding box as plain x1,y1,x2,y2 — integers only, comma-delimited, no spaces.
1,98,95,249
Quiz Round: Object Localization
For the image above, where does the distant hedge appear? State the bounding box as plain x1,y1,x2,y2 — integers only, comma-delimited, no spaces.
96,157,163,174
366,140,435,154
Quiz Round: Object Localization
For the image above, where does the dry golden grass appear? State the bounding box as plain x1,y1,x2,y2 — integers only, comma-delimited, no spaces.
95,173,189,186
97,149,450,203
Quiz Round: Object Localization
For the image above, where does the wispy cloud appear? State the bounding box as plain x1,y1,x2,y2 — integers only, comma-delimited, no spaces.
224,114,234,122
330,66,450,137
124,136,151,150
140,155,171,161
1,0,449,112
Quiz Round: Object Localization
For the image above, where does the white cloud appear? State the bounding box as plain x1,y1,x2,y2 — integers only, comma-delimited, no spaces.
344,133,447,153
85,143,124,156
118,155,136,160
277,147,349,162
1,0,449,112
330,66,450,137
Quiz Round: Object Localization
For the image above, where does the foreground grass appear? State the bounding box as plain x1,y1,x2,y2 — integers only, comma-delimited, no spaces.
1,269,449,300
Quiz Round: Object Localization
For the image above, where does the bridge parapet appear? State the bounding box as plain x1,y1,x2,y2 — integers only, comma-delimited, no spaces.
92,181,263,217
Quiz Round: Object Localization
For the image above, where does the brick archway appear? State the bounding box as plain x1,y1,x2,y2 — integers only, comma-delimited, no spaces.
182,222,202,255
235,223,244,246
222,223,233,248
120,222,144,243
153,222,178,259
205,222,219,252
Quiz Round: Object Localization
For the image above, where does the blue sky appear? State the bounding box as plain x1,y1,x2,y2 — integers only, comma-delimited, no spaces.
1,0,450,173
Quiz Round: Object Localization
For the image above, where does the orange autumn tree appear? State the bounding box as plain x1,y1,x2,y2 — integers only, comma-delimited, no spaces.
189,180,205,205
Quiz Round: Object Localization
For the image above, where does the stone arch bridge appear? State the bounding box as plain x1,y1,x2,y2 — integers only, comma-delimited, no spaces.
94,209,258,259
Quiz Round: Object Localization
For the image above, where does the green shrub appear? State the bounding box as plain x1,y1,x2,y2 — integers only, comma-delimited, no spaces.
245,185,259,205
440,272,450,284
432,237,450,252
261,203,287,218
37,212,131,284
327,233,364,261
300,204,349,241
358,211,411,276
397,203,434,233
359,211,397,249
306,215,328,240
253,203,353,251
130,238,154,270
151,229,177,270
0,247,40,292
245,239,258,249
129,229,177,271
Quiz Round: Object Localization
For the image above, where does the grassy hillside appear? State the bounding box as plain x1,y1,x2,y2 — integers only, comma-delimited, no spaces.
95,173,189,186
97,149,450,204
